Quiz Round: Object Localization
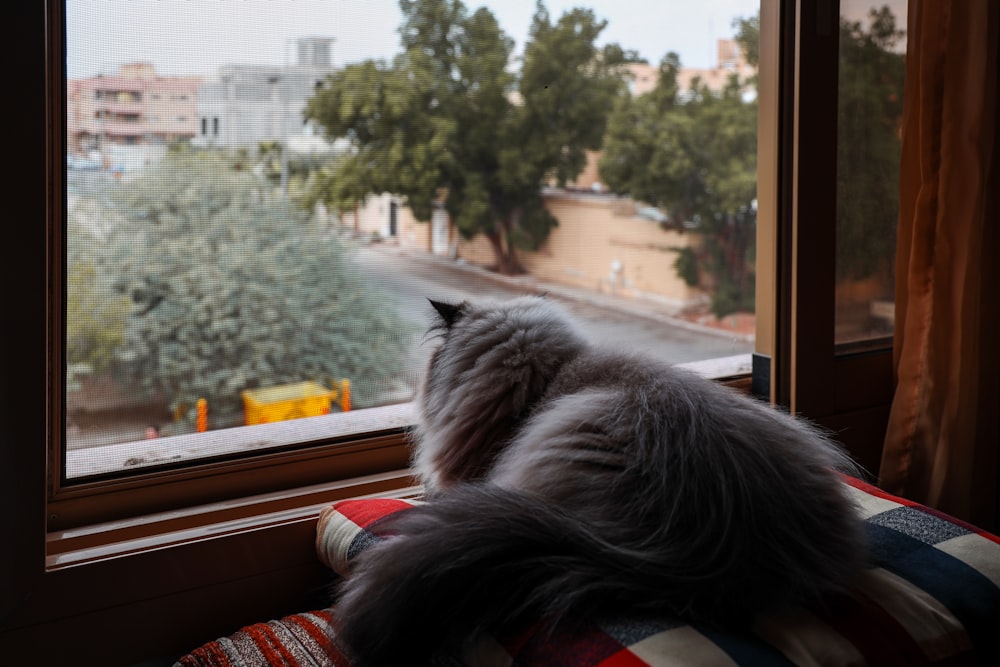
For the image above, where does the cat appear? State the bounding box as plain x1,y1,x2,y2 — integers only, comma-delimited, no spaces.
333,295,867,666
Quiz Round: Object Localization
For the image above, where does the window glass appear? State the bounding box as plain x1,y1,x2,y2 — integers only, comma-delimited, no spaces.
65,0,759,479
835,0,906,345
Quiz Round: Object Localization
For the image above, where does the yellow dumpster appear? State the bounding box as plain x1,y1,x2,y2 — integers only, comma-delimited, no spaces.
241,380,350,426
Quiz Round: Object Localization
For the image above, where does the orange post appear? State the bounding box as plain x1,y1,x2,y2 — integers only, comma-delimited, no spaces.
196,398,208,432
339,378,351,412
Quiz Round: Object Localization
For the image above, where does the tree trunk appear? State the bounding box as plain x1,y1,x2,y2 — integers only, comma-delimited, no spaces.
484,228,524,276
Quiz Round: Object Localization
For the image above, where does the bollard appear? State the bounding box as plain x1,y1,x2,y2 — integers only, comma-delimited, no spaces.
196,398,208,432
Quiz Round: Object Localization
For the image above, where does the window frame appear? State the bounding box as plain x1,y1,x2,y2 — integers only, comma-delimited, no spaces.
1,1,894,663
758,0,894,475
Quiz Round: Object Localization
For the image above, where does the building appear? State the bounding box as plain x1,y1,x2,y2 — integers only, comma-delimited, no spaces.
67,63,201,165
623,38,756,99
194,37,336,151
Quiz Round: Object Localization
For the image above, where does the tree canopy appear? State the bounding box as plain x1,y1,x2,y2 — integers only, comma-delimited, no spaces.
303,0,634,274
836,6,905,283
79,150,414,427
599,43,758,317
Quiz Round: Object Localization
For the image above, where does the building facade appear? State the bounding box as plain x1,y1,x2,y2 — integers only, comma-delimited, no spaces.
67,63,201,164
194,37,336,151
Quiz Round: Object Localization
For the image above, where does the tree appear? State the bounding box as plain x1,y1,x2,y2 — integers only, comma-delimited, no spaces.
303,0,632,274
600,47,758,317
66,209,129,388
91,150,414,427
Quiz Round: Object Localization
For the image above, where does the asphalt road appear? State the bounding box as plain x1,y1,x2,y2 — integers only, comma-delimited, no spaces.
354,243,754,380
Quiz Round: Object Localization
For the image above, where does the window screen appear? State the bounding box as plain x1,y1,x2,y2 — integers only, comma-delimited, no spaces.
65,0,759,479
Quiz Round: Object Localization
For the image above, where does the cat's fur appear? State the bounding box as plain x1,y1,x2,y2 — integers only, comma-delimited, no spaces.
333,296,867,666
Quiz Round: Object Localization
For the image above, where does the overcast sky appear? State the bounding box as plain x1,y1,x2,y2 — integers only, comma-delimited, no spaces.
66,0,762,79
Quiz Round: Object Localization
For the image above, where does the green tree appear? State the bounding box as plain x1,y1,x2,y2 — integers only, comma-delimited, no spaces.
837,6,905,282
66,212,129,380
303,0,631,274
600,48,758,317
94,150,414,426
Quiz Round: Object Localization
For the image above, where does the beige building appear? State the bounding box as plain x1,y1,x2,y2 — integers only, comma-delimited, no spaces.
623,38,755,99
67,63,201,161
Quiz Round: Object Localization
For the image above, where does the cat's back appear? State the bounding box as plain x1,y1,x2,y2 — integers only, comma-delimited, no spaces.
542,346,737,426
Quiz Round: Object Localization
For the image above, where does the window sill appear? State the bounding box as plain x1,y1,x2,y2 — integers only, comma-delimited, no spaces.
47,469,421,567
66,402,418,478
64,356,752,480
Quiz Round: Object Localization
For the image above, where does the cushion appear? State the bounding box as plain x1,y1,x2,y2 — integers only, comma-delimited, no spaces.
176,477,1000,666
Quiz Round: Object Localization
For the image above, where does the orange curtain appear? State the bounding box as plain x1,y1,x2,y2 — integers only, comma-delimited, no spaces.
879,0,1000,531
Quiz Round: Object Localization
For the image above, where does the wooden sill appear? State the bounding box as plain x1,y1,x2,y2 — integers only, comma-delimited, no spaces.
7,470,421,664
47,470,421,565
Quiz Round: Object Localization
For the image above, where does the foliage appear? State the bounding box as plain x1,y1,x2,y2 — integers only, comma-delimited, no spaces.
256,140,329,198
836,6,905,282
89,150,414,425
733,13,760,69
66,215,129,374
600,46,758,317
303,0,633,274
672,246,700,288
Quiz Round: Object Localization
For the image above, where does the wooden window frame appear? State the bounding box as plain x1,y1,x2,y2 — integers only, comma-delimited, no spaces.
2,4,420,662
757,0,894,475
1,1,893,663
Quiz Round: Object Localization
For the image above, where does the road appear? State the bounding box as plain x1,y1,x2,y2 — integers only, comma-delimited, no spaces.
354,243,754,389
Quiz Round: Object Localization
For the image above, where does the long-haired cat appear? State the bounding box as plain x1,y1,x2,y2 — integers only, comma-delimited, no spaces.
333,296,867,666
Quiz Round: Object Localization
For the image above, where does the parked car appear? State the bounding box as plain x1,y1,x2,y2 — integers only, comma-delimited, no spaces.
66,153,102,170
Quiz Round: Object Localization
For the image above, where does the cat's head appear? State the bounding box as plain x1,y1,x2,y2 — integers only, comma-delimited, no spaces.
414,295,588,488
422,296,586,386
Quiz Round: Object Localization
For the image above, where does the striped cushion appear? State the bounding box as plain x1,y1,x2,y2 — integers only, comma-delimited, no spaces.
174,609,347,667
177,478,1000,666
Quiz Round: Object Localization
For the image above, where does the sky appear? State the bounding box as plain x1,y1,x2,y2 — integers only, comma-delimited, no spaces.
66,0,761,80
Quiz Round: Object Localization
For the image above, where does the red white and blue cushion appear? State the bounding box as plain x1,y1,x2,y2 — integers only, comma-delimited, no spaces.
176,477,1000,666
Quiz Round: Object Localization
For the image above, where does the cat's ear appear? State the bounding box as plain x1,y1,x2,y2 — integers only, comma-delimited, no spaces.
428,299,463,327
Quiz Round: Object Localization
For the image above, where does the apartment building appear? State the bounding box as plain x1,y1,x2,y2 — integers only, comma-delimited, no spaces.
67,62,201,162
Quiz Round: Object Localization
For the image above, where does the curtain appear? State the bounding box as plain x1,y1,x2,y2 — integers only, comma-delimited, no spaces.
878,0,1000,532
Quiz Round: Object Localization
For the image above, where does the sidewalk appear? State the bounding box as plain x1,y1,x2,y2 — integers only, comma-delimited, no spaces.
367,242,756,344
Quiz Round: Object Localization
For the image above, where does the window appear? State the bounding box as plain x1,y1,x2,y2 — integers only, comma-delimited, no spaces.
3,1,897,662
764,0,897,475
835,0,906,346
62,0,761,500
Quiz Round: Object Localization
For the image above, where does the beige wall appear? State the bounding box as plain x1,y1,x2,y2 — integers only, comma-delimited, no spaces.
340,193,432,252
457,191,703,312
349,193,704,312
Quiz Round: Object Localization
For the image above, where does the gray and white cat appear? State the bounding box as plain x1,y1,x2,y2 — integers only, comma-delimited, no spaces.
334,296,867,666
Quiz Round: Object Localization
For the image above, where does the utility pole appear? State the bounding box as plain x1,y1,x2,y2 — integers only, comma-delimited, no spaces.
280,38,291,198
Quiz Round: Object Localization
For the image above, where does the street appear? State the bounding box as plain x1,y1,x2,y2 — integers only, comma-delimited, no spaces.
354,242,754,387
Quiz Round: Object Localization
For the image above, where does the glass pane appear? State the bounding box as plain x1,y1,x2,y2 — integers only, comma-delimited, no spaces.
835,0,906,345
65,0,759,478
